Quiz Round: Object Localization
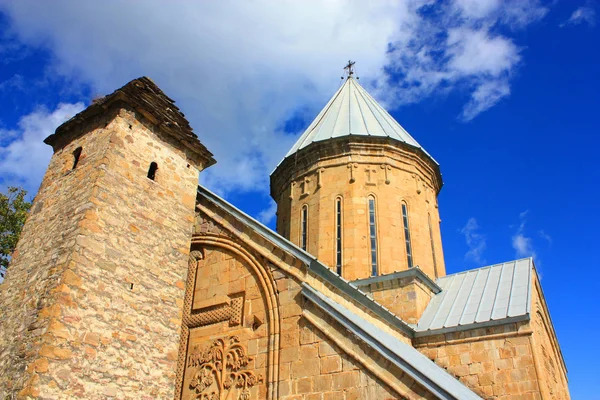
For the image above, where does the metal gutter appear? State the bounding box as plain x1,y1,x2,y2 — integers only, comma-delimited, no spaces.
302,283,482,400
414,314,531,338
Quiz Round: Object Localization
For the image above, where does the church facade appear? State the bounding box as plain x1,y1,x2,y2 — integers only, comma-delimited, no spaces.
0,74,569,399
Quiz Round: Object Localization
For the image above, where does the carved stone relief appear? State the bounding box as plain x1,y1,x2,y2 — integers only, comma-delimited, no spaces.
176,241,277,399
187,336,264,400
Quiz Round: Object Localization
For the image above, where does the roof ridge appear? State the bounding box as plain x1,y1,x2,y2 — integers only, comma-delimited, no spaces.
440,257,534,280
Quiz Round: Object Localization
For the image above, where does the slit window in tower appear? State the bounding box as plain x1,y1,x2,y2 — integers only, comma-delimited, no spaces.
72,147,82,170
428,213,438,278
335,198,342,275
368,197,378,276
147,162,158,181
402,203,414,268
301,205,308,251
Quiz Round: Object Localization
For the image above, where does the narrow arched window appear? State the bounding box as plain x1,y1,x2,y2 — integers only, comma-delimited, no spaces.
147,162,158,180
335,197,343,275
72,147,82,170
301,205,308,251
402,202,413,268
368,196,378,276
428,213,438,278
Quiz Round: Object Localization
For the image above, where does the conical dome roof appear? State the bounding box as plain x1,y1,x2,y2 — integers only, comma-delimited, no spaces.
284,76,435,163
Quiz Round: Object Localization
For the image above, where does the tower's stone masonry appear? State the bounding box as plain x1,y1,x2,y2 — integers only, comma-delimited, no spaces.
0,78,214,398
271,137,445,282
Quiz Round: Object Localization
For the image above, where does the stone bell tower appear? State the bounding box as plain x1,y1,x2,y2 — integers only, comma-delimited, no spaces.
271,64,446,320
0,77,215,398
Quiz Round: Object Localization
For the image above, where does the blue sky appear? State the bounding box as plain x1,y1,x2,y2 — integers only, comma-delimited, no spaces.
0,1,598,397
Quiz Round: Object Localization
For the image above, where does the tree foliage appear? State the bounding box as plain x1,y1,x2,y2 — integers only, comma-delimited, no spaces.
0,186,31,268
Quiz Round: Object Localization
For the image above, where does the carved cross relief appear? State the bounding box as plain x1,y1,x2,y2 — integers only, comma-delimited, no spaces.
380,163,391,184
189,294,244,329
365,166,377,186
347,163,358,183
300,176,310,196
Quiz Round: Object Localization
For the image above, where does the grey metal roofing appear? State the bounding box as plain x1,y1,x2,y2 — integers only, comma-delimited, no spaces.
284,77,432,160
302,283,481,400
416,258,533,336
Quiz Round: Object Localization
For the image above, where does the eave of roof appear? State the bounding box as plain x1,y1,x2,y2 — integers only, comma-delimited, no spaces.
353,266,442,295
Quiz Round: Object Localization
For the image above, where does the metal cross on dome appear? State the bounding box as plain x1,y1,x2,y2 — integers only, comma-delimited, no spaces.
344,60,356,77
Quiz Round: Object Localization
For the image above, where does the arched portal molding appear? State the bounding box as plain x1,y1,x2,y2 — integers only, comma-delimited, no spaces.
175,233,281,400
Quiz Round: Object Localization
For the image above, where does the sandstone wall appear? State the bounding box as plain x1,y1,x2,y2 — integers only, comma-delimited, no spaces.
358,277,435,324
529,275,570,400
0,106,202,398
272,139,445,282
190,202,441,399
415,322,541,399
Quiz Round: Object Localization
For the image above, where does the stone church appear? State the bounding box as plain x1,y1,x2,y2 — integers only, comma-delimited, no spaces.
0,71,569,399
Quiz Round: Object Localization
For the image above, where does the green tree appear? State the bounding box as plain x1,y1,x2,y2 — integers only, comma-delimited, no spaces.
0,186,32,268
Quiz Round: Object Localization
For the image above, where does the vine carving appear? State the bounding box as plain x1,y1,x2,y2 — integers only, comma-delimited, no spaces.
187,336,263,400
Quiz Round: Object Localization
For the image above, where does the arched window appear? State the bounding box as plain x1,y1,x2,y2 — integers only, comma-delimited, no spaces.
301,205,308,251
72,147,82,170
402,202,413,268
335,197,343,275
368,196,378,276
428,213,438,278
147,162,158,181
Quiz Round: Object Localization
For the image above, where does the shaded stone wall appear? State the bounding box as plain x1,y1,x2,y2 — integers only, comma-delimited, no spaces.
358,277,435,324
530,275,570,400
0,106,202,398
272,138,445,282
415,322,541,399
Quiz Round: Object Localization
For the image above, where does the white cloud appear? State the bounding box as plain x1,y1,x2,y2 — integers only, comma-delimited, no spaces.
0,102,85,194
561,6,596,27
511,210,537,259
256,201,278,226
460,217,486,264
538,230,552,245
0,0,548,196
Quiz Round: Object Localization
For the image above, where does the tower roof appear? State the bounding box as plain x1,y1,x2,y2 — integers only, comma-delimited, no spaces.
284,76,435,162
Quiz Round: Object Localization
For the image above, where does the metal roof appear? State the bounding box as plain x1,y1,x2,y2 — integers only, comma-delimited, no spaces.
416,258,533,336
302,283,482,400
284,77,432,159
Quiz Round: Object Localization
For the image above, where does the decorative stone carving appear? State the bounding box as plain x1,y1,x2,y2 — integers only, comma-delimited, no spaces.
412,174,422,194
347,163,357,183
300,176,310,196
189,293,244,328
380,163,391,184
187,336,264,400
289,181,295,200
316,168,325,189
195,213,231,238
365,167,377,186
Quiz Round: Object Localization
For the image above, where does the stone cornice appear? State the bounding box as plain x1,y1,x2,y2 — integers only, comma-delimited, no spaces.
271,136,442,201
352,267,442,295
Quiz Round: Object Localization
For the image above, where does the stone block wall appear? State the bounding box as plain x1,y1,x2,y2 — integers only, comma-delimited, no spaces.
357,277,435,324
415,322,541,399
0,105,204,398
272,138,445,282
